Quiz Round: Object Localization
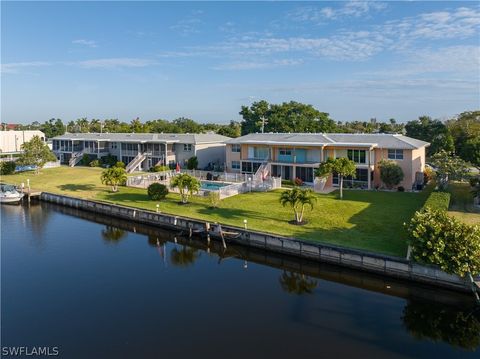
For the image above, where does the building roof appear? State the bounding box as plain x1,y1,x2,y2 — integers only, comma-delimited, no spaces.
52,132,230,144
226,133,429,150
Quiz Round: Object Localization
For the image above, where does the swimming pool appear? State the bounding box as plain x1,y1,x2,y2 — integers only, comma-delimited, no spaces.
200,181,229,191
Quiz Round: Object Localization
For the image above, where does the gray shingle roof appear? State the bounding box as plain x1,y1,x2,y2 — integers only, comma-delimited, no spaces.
227,133,429,149
53,133,230,144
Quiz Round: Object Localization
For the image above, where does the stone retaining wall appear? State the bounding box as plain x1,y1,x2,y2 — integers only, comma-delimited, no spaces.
40,192,476,293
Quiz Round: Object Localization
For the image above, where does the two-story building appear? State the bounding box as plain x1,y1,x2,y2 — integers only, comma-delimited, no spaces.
225,133,429,190
52,133,230,172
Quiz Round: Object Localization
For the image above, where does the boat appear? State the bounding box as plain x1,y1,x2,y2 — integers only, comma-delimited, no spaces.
0,184,25,204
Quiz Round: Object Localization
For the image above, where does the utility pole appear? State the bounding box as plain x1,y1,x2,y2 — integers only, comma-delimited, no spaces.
260,116,267,133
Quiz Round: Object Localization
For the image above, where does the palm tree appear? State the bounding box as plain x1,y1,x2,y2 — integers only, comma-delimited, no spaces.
315,157,356,199
100,167,127,192
279,187,317,224
75,117,90,133
170,173,201,204
279,271,318,295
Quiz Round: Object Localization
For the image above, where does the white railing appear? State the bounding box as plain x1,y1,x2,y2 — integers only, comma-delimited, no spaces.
69,152,84,167
126,152,147,173
126,171,175,188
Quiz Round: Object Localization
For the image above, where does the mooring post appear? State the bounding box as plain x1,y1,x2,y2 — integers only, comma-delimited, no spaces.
188,223,193,238
205,222,211,245
219,224,227,249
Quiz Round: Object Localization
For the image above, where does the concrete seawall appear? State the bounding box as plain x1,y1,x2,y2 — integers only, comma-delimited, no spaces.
40,192,476,293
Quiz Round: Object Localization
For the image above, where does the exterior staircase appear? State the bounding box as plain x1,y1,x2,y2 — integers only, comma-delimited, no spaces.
126,152,147,173
69,152,84,167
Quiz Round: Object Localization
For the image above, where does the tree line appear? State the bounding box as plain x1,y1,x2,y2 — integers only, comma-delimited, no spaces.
12,101,480,166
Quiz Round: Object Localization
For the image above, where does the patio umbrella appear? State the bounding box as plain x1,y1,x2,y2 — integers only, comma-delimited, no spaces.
175,162,181,173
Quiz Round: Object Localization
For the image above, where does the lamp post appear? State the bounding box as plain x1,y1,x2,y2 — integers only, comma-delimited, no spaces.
156,204,160,213
248,177,252,193
243,219,248,230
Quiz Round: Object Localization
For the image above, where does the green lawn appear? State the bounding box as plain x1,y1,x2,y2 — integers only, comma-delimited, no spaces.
2,166,431,257
447,182,480,225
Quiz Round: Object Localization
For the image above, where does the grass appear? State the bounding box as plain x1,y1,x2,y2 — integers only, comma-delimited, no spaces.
447,182,480,225
2,166,432,257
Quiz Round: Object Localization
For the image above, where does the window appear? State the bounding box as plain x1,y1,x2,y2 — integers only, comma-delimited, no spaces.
231,144,241,152
296,167,314,183
241,161,262,173
183,144,192,151
231,161,240,170
347,149,366,164
388,149,404,160
279,148,292,156
242,162,252,173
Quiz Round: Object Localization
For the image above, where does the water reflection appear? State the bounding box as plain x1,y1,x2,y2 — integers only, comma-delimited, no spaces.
170,245,200,267
101,226,127,244
402,298,480,350
23,202,480,354
279,271,318,295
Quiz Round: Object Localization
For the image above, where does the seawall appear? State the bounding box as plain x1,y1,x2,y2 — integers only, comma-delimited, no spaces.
40,192,477,293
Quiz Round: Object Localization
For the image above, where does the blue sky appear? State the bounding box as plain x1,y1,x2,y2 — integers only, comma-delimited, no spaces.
1,1,479,124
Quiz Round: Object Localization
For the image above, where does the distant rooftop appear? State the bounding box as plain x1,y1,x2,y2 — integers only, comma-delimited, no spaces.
53,132,230,144
226,133,430,150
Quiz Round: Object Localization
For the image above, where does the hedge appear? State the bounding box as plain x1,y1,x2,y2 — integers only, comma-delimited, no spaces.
423,190,451,211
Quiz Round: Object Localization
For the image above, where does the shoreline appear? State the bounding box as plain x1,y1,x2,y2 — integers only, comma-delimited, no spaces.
38,191,479,294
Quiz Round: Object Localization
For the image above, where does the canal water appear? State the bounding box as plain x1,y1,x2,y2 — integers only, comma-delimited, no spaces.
1,203,479,358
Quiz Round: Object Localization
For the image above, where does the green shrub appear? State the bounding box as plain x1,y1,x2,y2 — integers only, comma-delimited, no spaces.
379,159,404,189
282,180,295,187
208,191,221,208
187,156,198,170
405,207,480,277
423,191,451,211
89,159,100,167
100,154,117,167
147,183,169,200
151,165,170,172
0,161,16,175
81,153,91,166
115,161,125,168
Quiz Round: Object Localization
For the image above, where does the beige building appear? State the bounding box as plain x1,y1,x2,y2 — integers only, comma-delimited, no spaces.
0,130,46,153
225,133,429,190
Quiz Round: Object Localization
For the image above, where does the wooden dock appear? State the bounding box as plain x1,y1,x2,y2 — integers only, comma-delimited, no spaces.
22,189,42,202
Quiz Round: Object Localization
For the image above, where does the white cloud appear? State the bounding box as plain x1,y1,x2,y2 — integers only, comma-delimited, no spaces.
288,1,387,23
1,61,51,74
213,59,303,71
382,6,480,49
72,39,98,48
77,58,158,69
169,11,204,36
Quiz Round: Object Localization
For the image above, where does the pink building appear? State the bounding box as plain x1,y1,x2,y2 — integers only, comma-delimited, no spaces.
225,133,430,191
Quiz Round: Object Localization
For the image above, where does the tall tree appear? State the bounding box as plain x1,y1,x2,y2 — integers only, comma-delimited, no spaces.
172,117,203,133
405,116,451,155
239,100,335,135
446,111,480,166
40,118,65,138
18,136,57,174
430,150,470,190
315,157,356,199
